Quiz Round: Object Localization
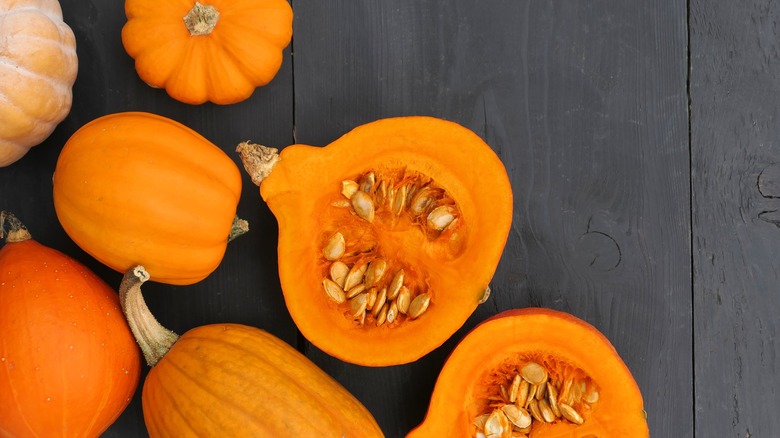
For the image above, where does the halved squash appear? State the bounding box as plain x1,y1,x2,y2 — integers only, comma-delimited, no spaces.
237,116,513,366
407,308,649,437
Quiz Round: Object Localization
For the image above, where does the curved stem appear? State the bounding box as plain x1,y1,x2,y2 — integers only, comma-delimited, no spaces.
236,142,280,187
119,266,179,366
228,215,249,242
0,211,32,243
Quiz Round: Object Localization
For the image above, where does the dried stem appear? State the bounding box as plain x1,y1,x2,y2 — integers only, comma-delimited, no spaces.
119,266,179,366
0,211,32,243
229,215,249,242
236,142,280,186
183,2,220,36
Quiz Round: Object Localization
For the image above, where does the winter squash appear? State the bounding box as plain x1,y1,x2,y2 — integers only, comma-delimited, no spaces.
0,0,78,167
122,0,293,105
237,116,513,366
119,266,385,437
407,308,649,437
53,112,245,285
0,212,141,437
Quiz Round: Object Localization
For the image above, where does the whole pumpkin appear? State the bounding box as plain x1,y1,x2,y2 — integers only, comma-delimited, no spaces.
237,116,513,366
407,308,649,437
122,0,293,105
0,0,78,167
119,266,385,438
0,212,141,437
52,112,244,285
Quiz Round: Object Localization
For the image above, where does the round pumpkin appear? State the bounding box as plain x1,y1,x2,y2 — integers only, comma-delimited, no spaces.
119,266,385,437
52,112,244,285
407,308,649,437
122,0,293,105
0,0,78,167
0,212,141,437
237,116,513,366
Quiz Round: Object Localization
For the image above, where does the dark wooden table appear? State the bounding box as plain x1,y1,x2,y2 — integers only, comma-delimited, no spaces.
4,1,777,437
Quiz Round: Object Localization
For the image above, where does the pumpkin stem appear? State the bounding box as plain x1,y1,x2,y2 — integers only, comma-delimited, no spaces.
0,211,32,243
236,142,280,187
184,2,220,36
119,266,179,366
228,215,249,242
478,285,491,304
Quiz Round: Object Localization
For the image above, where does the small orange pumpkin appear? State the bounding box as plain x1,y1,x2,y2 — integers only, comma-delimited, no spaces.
0,212,141,437
53,112,244,285
408,308,649,437
237,116,513,366
122,0,293,105
0,0,78,166
119,266,385,437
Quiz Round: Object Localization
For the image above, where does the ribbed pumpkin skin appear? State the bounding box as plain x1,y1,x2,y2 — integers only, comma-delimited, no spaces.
122,0,293,105
0,0,78,166
52,112,242,285
0,239,141,437
142,324,385,438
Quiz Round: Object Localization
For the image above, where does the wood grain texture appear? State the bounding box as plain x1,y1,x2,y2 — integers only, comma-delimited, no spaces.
691,1,780,436
293,1,690,436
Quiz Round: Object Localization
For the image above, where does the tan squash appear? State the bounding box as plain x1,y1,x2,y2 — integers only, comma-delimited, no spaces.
0,0,78,166
237,116,513,366
407,308,649,437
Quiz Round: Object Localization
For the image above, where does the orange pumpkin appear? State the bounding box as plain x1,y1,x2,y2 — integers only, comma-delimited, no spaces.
122,0,293,105
408,308,649,437
119,266,385,437
52,112,244,285
0,0,78,166
0,212,141,437
237,116,513,366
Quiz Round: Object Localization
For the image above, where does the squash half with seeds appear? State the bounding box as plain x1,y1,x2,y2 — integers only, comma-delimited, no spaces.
238,116,513,366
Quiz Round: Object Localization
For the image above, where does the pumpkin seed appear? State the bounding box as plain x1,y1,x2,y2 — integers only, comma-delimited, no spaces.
546,381,561,418
584,389,600,404
366,287,377,310
538,399,556,423
516,380,530,408
341,180,359,198
410,187,435,214
508,375,522,403
376,179,387,206
387,269,404,300
349,293,368,318
375,304,388,326
322,232,346,261
520,362,547,385
331,199,352,208
558,403,584,425
386,300,398,323
329,261,349,288
343,262,368,291
528,399,543,423
372,287,387,318
535,380,547,401
360,172,375,193
396,286,411,314
473,414,490,429
501,404,532,429
322,278,346,304
393,185,407,215
351,191,375,222
484,409,510,436
427,205,456,230
408,292,430,319
345,283,366,299
364,258,387,286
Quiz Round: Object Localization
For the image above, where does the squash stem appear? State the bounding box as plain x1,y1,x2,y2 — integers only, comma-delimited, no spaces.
236,142,280,187
229,215,249,242
184,2,220,36
119,266,179,366
0,211,32,243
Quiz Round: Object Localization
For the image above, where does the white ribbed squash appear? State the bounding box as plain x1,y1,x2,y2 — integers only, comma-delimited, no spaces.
0,0,77,167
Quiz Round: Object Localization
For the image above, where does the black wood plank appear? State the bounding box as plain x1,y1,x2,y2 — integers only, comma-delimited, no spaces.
293,1,691,436
691,1,780,436
1,1,295,436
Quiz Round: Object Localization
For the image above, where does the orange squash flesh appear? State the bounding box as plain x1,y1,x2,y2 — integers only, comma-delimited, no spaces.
239,116,513,366
53,112,243,285
408,308,649,437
